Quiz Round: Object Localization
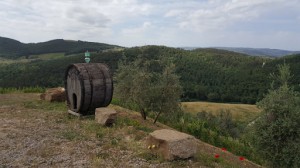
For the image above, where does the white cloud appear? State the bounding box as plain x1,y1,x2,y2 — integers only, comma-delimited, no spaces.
164,0,289,32
0,0,299,50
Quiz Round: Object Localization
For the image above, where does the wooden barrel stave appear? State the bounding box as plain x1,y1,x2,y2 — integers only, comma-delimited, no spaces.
66,66,82,112
96,64,113,106
75,64,92,113
84,64,105,111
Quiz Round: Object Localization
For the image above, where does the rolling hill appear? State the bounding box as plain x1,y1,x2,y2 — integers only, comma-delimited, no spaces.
0,36,120,59
182,47,300,57
214,47,300,57
1,38,300,104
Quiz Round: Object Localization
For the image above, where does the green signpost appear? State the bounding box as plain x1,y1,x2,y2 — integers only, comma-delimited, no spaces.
85,50,90,63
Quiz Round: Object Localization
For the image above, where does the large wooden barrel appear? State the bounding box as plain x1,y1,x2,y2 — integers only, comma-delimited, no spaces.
64,63,113,115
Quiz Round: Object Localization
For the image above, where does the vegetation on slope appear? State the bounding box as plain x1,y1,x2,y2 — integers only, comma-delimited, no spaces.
215,47,300,57
1,45,300,104
0,36,120,59
251,64,300,168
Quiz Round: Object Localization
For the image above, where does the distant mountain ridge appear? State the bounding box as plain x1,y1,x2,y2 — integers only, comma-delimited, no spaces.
215,47,300,57
181,47,300,57
0,36,120,59
2,36,299,58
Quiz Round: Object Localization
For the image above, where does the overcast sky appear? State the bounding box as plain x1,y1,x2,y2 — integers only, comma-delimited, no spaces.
0,0,299,50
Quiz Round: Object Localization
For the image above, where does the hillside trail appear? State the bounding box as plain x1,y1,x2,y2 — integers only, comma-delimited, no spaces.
0,93,263,168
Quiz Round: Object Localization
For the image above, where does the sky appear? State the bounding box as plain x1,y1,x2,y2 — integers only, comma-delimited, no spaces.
0,0,300,50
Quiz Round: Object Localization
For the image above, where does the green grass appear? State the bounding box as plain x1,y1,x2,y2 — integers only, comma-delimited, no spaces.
0,57,30,64
0,87,45,94
0,53,64,65
115,116,154,133
194,152,222,167
23,100,67,111
60,129,84,141
28,53,65,60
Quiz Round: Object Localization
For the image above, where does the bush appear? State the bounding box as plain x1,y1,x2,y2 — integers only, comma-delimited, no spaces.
253,64,300,167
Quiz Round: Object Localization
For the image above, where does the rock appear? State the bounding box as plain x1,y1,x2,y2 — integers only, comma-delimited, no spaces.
40,87,66,102
146,129,197,160
95,108,117,126
40,93,46,100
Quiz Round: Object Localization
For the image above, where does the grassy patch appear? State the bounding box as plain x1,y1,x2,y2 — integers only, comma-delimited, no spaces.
137,152,163,162
60,129,84,141
115,117,141,127
181,101,261,122
23,100,67,111
28,53,65,60
115,116,153,133
0,87,45,94
193,152,222,167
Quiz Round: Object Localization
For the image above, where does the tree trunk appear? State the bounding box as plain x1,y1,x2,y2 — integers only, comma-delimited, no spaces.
153,111,162,124
140,108,146,120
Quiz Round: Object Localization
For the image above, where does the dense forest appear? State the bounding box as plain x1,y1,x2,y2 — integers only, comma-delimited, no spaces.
0,36,120,59
1,42,300,104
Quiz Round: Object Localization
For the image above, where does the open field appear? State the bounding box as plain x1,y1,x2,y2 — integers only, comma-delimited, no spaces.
181,102,262,123
27,52,65,60
0,93,262,167
0,57,30,64
0,53,65,64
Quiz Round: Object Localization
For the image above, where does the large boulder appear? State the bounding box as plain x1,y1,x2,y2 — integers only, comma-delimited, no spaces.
40,87,66,102
95,108,117,126
146,129,197,160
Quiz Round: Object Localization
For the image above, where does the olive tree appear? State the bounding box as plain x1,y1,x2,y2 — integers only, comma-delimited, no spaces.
253,64,300,167
114,56,182,123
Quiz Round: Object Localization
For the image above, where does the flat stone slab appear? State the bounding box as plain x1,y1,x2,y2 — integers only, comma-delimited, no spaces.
147,129,197,160
95,108,117,126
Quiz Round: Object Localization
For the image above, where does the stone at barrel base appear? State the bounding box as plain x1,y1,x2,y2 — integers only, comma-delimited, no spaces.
146,129,197,160
95,108,117,126
40,87,66,102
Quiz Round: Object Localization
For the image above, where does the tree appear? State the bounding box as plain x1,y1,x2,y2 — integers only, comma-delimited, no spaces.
114,57,151,120
114,55,182,123
150,61,183,123
253,64,300,168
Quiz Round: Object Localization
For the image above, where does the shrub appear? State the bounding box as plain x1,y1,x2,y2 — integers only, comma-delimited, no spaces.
253,64,300,167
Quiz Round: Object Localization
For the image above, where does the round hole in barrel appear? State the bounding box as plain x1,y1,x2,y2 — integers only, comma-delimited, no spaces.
64,63,113,115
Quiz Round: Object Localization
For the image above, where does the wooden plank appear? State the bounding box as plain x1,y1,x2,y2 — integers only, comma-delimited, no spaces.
68,110,82,117
97,64,113,107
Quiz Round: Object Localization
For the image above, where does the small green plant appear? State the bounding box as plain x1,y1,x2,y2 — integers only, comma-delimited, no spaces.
115,117,141,127
96,131,104,139
60,130,82,141
136,126,153,133
138,152,161,162
111,138,119,146
194,152,226,167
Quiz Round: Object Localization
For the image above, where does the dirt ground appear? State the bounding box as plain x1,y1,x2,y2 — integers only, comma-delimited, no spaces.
0,93,262,168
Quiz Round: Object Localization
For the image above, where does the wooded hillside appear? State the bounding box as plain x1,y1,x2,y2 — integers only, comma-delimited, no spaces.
0,36,119,59
1,43,299,104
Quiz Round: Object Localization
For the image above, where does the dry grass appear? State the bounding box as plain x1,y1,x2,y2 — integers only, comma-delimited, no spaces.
181,101,261,122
